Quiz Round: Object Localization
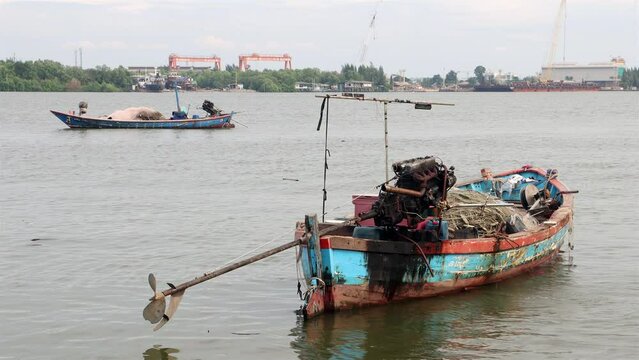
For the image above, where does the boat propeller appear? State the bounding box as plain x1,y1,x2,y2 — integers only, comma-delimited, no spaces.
143,273,185,331
141,237,307,331
142,274,165,324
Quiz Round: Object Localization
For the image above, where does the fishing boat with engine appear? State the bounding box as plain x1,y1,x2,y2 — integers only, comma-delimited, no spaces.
294,95,576,318
141,94,576,330
50,87,235,129
296,161,575,318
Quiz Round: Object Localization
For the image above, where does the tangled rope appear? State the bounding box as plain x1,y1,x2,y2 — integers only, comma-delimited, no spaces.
443,189,538,237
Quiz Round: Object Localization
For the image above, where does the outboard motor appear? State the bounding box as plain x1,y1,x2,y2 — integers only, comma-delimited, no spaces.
78,101,88,115
202,100,221,117
359,156,456,228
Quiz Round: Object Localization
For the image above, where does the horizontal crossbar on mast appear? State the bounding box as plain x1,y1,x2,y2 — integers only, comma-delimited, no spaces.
314,94,454,107
314,94,453,182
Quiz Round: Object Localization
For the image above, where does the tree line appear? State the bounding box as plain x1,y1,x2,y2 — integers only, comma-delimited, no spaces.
183,63,388,92
414,66,535,88
416,65,638,89
414,66,486,88
0,59,389,92
2,58,637,92
621,67,639,89
0,59,132,91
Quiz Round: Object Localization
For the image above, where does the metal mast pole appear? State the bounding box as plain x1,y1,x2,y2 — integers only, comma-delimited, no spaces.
383,101,389,181
313,93,454,189
321,99,330,222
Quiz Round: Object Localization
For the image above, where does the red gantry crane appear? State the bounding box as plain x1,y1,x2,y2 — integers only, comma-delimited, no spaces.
238,53,292,71
169,53,222,71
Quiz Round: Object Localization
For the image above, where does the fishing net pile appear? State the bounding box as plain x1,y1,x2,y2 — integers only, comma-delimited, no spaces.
106,107,164,120
442,189,539,237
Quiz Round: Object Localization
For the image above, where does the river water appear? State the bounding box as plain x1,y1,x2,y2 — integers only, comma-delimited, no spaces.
0,91,637,359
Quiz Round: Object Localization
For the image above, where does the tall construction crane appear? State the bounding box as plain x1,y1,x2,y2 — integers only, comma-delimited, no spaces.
540,0,567,82
358,0,382,64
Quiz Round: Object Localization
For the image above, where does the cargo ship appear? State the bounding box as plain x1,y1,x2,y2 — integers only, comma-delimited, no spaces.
473,82,601,92
511,81,600,92
473,85,514,92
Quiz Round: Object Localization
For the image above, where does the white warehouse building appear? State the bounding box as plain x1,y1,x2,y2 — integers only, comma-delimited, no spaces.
541,57,626,86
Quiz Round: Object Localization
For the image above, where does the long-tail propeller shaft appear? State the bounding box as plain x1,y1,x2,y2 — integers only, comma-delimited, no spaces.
142,237,307,331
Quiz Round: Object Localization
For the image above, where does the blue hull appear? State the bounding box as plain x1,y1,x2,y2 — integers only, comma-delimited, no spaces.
300,223,568,288
298,167,575,318
50,110,234,129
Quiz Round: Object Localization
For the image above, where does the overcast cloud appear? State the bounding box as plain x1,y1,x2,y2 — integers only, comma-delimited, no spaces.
0,0,636,77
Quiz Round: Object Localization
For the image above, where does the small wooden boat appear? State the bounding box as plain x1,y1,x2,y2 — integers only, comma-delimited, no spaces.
50,109,235,129
292,95,576,318
297,164,575,319
141,94,575,330
51,89,235,129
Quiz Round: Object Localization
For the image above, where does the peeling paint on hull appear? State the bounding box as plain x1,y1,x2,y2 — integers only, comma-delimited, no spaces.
303,227,568,319
299,167,574,319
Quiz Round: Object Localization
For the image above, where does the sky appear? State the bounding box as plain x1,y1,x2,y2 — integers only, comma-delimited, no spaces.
0,0,637,78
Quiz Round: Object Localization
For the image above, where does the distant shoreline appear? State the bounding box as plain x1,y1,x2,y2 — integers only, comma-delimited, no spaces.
2,59,637,92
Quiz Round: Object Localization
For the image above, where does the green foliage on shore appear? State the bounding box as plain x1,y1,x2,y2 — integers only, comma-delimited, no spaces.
621,67,639,89
4,58,637,92
184,63,388,92
474,65,486,85
420,74,443,87
0,59,132,91
0,59,388,92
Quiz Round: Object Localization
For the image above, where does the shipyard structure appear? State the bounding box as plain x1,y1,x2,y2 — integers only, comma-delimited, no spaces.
541,57,626,88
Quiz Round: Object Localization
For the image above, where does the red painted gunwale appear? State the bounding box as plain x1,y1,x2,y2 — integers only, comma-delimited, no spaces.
318,166,574,255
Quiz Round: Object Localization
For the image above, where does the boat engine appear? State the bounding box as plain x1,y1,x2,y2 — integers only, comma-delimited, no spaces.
202,100,221,116
359,156,456,228
78,101,88,115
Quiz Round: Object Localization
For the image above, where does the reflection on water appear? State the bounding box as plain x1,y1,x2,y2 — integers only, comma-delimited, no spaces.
290,257,572,359
143,345,179,360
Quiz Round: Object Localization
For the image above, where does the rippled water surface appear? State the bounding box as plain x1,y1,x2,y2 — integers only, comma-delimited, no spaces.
1,91,638,359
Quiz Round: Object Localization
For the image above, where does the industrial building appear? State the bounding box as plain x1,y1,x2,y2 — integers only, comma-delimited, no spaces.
294,82,333,92
541,57,626,87
344,80,374,92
